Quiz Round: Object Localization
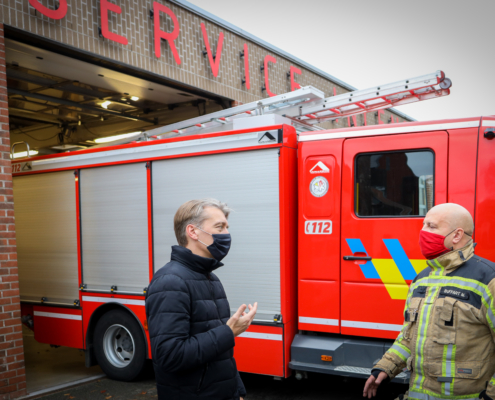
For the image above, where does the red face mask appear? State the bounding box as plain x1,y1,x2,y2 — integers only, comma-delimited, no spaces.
419,229,455,260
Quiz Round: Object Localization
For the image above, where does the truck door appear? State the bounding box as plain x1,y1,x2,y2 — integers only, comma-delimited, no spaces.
340,131,448,339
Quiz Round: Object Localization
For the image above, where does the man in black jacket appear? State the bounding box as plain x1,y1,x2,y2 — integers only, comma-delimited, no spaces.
146,198,257,400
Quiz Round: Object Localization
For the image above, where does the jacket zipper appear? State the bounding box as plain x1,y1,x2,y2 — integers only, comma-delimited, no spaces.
207,273,221,320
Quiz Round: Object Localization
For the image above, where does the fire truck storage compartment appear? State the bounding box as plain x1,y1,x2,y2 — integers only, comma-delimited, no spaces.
80,163,149,293
152,147,287,377
152,149,281,321
14,171,79,305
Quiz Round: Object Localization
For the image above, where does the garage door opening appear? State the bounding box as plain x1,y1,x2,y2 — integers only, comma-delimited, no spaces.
5,38,230,395
6,39,228,158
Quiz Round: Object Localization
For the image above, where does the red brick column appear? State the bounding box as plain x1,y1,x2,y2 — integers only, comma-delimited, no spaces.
0,24,27,400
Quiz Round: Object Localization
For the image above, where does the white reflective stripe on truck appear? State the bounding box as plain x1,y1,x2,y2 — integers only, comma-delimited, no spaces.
82,296,145,306
341,320,403,331
299,317,339,326
299,120,480,142
238,332,283,341
33,311,82,321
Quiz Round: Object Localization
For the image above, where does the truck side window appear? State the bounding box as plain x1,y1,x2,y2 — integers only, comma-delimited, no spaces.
355,150,434,217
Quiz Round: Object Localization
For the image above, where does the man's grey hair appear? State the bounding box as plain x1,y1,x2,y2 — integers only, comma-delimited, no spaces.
173,198,231,247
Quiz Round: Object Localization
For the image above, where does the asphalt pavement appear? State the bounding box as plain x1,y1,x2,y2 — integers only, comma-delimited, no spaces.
32,371,407,400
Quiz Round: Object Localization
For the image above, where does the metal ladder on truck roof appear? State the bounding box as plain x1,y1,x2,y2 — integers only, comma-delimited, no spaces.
144,70,452,138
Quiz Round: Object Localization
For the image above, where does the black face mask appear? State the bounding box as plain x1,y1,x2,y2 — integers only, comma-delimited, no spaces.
196,227,232,261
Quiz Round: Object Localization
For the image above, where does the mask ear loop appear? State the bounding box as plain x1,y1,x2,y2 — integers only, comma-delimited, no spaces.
194,226,211,247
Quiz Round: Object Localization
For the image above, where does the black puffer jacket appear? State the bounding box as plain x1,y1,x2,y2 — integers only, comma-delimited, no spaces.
145,245,246,400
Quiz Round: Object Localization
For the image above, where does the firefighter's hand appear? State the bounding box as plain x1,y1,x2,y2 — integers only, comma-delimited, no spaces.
363,371,388,398
227,303,258,337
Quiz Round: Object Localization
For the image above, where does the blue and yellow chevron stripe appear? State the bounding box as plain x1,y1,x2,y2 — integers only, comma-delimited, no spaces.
346,238,427,300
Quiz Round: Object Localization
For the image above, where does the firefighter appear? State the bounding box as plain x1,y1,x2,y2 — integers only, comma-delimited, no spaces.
363,203,495,400
145,199,257,400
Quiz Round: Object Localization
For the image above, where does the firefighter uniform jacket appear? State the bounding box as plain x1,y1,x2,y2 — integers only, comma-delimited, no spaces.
374,241,495,400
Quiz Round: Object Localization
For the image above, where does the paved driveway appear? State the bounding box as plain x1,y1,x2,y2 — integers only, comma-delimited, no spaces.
35,372,407,400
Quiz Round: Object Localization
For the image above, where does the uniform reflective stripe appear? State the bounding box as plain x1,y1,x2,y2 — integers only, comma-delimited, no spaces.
490,377,495,385
409,389,479,400
299,317,339,326
341,320,403,331
442,343,455,395
33,311,82,321
238,332,282,341
389,343,410,361
82,296,145,306
413,268,443,391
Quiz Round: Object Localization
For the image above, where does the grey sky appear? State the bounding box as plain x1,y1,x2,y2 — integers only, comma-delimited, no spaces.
187,0,494,121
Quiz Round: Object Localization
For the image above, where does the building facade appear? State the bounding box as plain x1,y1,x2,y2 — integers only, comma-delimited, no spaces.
0,1,412,398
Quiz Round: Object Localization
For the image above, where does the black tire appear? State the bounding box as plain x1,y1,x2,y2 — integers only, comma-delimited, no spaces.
93,308,147,381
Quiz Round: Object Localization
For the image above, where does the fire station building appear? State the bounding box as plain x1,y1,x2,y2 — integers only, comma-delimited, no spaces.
0,0,413,398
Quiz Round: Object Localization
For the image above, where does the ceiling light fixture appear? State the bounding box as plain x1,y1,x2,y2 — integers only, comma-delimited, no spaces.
94,131,142,144
11,150,39,159
101,101,111,109
131,96,139,101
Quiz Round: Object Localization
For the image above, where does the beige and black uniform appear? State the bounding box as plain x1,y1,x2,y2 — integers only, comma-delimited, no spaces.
373,241,495,400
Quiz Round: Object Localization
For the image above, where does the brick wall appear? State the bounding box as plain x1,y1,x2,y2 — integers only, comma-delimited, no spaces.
0,23,26,400
0,0,408,125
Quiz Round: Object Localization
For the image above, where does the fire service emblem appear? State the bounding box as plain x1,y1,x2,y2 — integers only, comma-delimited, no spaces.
310,176,329,197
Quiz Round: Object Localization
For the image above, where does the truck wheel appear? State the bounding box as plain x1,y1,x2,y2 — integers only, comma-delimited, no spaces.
93,309,147,381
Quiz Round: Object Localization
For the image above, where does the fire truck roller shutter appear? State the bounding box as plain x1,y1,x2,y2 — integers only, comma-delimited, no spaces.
152,148,281,322
14,171,79,305
80,163,149,293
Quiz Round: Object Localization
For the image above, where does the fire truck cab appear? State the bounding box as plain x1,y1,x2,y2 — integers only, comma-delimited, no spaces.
291,116,495,380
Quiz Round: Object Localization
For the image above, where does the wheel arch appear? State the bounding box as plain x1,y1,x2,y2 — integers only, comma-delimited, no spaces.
84,303,149,367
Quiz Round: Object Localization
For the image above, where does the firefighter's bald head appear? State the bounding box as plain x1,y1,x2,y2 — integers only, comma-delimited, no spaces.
422,203,474,250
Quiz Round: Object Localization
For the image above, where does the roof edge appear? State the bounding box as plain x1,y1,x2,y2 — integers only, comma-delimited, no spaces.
170,0,416,122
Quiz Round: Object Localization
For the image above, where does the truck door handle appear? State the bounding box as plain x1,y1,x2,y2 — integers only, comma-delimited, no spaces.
343,256,372,261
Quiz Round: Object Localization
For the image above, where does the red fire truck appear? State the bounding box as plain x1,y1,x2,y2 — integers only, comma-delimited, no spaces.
12,71,494,382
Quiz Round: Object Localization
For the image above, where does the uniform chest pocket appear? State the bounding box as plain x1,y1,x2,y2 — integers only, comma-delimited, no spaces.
404,297,422,340
432,297,457,345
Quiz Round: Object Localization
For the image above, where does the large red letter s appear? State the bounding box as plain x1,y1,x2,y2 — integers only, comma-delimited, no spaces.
153,2,181,65
100,0,128,45
29,0,67,20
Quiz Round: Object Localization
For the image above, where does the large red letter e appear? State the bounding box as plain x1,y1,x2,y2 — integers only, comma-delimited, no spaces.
29,0,67,20
153,2,181,65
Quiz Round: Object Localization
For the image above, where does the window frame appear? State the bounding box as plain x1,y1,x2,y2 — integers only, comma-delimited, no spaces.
354,148,436,219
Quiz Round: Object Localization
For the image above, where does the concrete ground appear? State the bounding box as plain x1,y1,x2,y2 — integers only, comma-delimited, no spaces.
23,326,104,396
31,371,407,400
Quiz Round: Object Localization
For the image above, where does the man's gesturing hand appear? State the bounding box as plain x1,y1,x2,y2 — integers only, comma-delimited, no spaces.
227,302,258,337
363,371,388,398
